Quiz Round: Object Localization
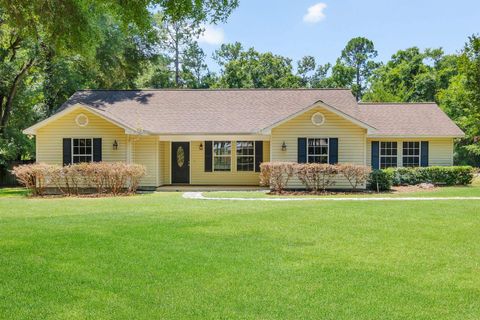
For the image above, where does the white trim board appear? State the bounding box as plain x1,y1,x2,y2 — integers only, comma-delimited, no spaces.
259,101,376,134
23,104,139,135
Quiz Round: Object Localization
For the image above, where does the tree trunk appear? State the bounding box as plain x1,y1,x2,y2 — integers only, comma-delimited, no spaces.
356,65,361,101
42,46,56,116
175,34,180,87
0,58,35,136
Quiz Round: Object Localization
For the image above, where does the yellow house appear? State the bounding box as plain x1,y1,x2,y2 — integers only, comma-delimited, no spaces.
23,89,464,189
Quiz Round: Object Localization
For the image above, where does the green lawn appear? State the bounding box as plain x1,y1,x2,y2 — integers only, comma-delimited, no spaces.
1,188,479,319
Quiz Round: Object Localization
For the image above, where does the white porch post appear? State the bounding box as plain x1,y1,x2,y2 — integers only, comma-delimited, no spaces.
126,135,134,164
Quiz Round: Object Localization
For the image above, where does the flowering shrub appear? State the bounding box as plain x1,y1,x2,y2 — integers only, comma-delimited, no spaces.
12,162,146,196
337,163,372,190
295,163,338,192
259,162,295,193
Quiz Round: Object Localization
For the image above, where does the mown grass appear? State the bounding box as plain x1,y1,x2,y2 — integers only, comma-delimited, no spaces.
0,188,479,319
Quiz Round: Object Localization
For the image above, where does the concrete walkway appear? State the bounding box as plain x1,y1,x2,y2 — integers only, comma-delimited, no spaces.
183,192,480,202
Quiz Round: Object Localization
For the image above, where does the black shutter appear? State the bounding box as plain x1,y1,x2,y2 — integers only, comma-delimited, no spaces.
329,138,338,164
298,138,307,163
371,141,380,169
421,141,429,167
254,141,263,172
63,138,72,166
93,138,102,162
204,141,212,172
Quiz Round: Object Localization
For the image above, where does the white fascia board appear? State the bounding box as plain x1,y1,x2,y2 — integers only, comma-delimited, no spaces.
367,134,465,139
259,101,375,134
23,104,138,135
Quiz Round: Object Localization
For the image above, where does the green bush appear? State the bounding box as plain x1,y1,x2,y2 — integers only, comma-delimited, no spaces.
389,166,474,186
367,169,394,191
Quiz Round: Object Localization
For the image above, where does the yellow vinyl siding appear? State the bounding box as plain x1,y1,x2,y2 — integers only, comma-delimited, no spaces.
133,136,158,187
188,140,270,185
36,108,127,165
162,141,171,185
158,141,165,185
429,139,454,166
366,138,454,167
270,107,367,189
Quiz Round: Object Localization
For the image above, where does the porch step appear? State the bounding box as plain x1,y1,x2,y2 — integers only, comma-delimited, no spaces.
156,185,268,192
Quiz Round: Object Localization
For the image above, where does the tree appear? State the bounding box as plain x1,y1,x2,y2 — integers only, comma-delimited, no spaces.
333,37,379,100
213,42,243,67
182,42,209,88
363,47,457,103
297,56,316,87
214,45,302,88
437,35,480,165
157,14,203,87
310,63,336,88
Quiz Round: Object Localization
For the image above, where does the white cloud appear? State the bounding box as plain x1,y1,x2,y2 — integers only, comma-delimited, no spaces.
303,3,327,24
198,25,225,45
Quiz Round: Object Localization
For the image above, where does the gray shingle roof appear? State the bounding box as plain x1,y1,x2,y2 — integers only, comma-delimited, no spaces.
57,89,464,137
358,103,464,137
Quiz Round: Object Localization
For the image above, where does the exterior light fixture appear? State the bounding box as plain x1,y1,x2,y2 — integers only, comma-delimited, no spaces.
199,142,203,151
281,141,287,151
113,140,118,150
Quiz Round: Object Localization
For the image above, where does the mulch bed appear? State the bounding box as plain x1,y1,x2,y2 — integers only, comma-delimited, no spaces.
27,193,137,198
267,185,438,196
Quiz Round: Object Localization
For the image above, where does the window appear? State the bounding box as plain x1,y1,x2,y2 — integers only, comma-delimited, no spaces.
237,141,254,171
402,142,420,167
72,138,93,163
380,142,397,169
307,138,328,163
213,141,231,171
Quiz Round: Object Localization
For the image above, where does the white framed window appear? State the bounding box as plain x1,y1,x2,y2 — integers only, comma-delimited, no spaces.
380,142,397,169
213,141,231,171
402,142,420,167
72,138,93,163
307,138,329,163
236,141,255,172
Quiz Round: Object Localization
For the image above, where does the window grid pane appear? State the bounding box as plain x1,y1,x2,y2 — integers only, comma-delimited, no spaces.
72,138,93,164
307,138,328,163
214,141,232,156
213,141,232,171
213,156,231,171
236,141,255,171
402,142,420,167
380,142,398,169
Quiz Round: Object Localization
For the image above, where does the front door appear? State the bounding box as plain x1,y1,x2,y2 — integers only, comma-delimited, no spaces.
171,142,190,184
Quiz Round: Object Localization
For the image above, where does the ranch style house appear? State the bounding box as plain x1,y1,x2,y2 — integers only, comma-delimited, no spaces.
23,89,464,189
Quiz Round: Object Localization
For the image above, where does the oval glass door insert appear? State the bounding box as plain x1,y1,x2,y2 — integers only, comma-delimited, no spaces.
176,146,185,167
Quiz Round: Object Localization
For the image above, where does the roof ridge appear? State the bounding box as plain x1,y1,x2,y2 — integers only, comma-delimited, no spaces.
77,88,353,92
359,102,437,105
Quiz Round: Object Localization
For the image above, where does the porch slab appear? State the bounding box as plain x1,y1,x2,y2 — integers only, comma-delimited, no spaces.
156,185,268,192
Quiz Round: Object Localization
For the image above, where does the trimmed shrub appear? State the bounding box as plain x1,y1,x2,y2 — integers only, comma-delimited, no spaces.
368,169,394,191
390,166,474,186
295,163,338,192
11,163,55,196
337,163,372,190
12,162,146,196
259,162,295,193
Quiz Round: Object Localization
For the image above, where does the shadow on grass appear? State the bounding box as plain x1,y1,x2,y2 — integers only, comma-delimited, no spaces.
0,188,29,198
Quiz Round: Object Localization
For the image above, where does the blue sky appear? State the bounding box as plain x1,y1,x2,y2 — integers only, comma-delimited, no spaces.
198,0,479,70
